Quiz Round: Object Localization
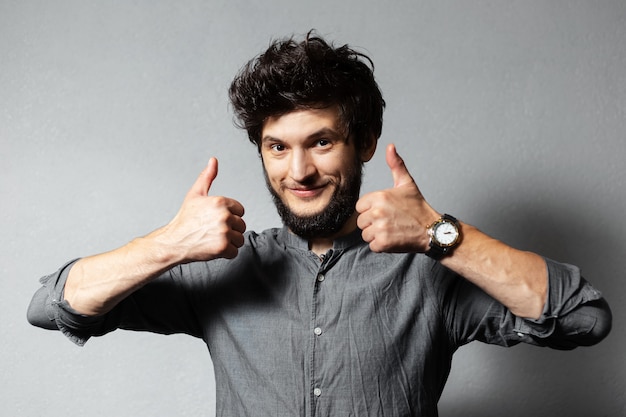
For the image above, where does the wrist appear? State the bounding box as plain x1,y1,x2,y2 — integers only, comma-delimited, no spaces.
138,226,187,267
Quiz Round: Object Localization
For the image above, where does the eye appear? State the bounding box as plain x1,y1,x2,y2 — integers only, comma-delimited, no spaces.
316,139,330,147
270,143,286,152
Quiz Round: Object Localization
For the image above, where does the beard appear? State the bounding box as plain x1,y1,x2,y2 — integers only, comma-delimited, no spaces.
264,159,363,240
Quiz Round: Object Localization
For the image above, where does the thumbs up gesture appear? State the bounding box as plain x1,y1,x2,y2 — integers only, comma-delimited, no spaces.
356,144,440,253
159,158,246,262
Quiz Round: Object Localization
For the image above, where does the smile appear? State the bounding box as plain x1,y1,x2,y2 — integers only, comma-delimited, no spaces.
287,185,326,199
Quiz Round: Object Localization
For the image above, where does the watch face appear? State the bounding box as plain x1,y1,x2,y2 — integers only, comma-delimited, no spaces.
434,221,459,246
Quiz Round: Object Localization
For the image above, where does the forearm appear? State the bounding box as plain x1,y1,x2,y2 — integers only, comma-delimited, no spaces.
441,222,547,319
63,160,246,317
64,227,182,316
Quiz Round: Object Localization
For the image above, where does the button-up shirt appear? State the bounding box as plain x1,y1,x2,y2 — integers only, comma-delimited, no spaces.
28,227,610,416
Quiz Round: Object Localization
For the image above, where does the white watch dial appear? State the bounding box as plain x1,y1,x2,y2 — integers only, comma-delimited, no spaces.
434,222,458,246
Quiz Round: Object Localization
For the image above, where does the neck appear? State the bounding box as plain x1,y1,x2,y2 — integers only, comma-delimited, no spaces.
307,213,359,256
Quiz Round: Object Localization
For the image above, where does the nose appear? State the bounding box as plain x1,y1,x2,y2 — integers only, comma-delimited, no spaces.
289,149,316,182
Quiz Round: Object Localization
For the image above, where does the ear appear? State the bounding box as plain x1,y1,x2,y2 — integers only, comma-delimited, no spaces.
359,135,378,163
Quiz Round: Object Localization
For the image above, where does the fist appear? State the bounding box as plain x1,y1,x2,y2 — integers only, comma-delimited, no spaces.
356,144,439,253
163,158,246,262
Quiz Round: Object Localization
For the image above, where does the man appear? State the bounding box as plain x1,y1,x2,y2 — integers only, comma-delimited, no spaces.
28,33,611,416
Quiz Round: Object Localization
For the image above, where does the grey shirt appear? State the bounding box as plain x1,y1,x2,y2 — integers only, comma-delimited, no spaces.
28,227,610,417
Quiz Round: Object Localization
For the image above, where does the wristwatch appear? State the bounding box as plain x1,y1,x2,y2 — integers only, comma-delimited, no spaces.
425,214,461,260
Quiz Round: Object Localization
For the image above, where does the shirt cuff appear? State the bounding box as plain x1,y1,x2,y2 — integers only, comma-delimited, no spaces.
513,258,603,339
40,259,101,346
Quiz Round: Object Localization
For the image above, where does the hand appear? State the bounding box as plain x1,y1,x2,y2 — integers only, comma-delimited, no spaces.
356,144,439,253
159,158,246,262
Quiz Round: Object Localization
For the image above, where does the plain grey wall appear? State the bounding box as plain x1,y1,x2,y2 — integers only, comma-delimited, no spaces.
2,1,624,416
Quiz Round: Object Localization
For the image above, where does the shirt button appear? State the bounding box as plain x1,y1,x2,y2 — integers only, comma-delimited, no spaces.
317,274,325,282
517,332,524,337
313,388,322,397
314,327,323,336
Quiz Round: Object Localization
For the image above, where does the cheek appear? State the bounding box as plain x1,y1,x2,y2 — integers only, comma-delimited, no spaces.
324,158,357,182
262,160,286,184
315,152,346,172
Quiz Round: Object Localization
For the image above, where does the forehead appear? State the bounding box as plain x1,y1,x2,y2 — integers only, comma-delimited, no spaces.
261,107,345,142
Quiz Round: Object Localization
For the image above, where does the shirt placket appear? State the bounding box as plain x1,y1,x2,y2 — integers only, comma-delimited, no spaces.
309,250,333,417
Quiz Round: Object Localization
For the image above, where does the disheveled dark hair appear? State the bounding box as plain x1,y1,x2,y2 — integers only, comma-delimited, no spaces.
229,31,385,153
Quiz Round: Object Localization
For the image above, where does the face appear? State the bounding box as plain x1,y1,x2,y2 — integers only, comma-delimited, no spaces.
260,107,374,239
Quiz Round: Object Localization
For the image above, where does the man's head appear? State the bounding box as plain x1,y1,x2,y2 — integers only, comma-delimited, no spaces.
229,32,385,239
229,31,385,155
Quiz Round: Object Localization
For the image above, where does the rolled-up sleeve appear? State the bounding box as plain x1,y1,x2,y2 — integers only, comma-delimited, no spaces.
27,259,99,346
442,257,611,349
513,258,612,349
27,259,204,346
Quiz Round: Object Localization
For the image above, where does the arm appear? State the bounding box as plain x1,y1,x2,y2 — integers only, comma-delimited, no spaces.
440,223,547,319
357,144,548,320
62,157,246,316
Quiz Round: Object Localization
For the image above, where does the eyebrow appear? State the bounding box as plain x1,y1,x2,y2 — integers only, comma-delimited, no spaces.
261,127,345,143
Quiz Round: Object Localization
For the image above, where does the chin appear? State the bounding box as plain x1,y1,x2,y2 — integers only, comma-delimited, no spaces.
285,200,331,218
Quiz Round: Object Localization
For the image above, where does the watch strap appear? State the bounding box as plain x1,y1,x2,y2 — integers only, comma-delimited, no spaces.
425,241,450,260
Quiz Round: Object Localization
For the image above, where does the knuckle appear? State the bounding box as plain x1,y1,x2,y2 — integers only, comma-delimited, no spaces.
217,223,232,236
213,211,231,225
356,215,367,229
369,242,383,253
370,207,386,220
214,236,229,250
212,196,227,207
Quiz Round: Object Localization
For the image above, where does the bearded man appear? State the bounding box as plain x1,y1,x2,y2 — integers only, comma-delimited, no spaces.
28,32,611,417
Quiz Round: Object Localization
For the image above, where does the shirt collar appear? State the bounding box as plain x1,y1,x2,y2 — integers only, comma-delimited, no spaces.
278,226,364,252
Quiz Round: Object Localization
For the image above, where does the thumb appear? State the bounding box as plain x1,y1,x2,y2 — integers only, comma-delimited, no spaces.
189,157,218,196
386,144,414,188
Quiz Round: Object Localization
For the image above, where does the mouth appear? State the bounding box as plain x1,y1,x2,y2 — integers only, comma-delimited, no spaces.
287,185,326,199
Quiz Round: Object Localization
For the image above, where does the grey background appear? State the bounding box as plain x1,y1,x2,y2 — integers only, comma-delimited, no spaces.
2,1,624,416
